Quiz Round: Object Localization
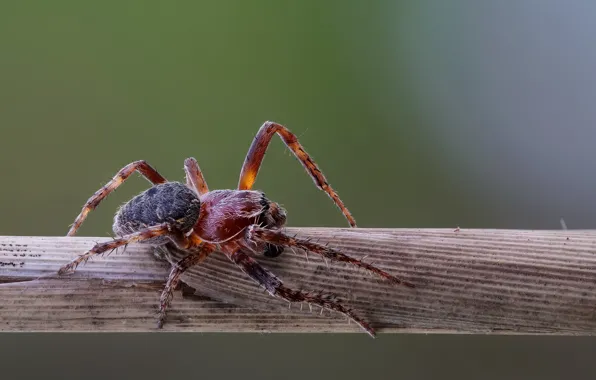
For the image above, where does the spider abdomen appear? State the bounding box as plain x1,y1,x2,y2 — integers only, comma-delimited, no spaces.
113,182,201,244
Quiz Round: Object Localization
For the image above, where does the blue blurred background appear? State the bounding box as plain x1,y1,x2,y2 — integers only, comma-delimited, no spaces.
1,1,595,379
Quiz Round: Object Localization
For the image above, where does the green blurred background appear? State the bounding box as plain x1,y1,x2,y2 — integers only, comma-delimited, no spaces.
1,1,596,379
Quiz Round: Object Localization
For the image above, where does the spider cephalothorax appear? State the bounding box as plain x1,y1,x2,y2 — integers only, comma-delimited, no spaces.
59,121,413,337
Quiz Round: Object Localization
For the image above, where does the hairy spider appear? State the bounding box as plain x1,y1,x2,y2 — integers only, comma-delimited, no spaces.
58,121,413,337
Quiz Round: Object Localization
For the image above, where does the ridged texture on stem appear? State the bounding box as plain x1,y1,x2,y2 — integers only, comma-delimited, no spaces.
1,228,595,334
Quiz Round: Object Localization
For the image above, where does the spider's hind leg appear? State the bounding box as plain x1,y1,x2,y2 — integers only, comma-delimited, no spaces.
67,160,167,236
58,223,175,275
228,249,375,337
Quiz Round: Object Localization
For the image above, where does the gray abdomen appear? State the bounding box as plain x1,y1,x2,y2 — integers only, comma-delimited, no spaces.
113,182,200,244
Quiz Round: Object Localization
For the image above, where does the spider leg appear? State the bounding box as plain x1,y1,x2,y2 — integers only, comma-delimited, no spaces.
237,121,357,227
58,223,181,275
158,243,215,328
67,160,167,236
228,249,375,337
248,225,415,288
184,157,209,195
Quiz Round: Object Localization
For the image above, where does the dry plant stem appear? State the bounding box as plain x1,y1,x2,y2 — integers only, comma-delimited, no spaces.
1,228,596,334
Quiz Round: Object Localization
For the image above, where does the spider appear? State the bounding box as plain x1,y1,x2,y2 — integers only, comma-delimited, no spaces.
58,121,413,337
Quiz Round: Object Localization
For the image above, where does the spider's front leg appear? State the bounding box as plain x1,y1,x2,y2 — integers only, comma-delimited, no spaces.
67,160,167,236
238,121,357,227
227,248,375,337
247,225,415,288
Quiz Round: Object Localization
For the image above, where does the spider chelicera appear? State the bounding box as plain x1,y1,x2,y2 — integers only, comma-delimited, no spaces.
58,121,413,337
